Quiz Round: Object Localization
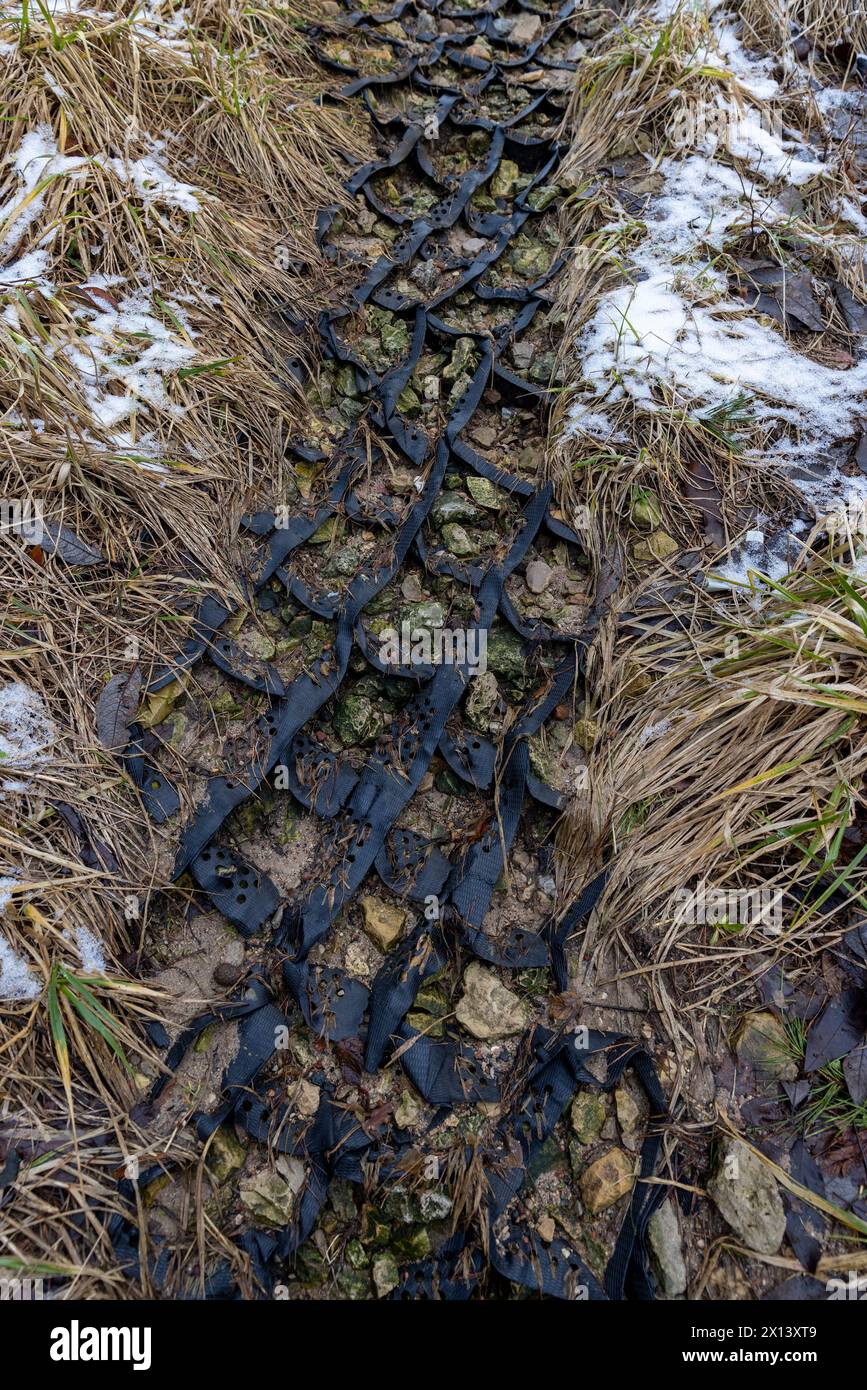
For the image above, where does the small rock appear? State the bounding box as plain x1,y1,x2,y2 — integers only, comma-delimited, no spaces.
295,1080,320,1117
460,236,488,256
401,573,423,601
402,598,445,630
632,490,663,530
510,12,542,44
213,962,244,987
361,895,406,951
466,476,502,510
431,491,479,525
734,1011,797,1081
536,1214,555,1243
574,716,599,751
525,558,553,593
394,1090,422,1129
471,426,497,447
707,1138,785,1254
465,670,500,732
206,1125,246,1184
486,628,527,683
511,340,535,369
419,1189,453,1221
491,158,520,200
455,961,530,1040
240,1166,304,1227
570,1090,606,1143
647,1198,688,1296
614,1083,647,1152
633,530,679,563
333,693,379,746
441,523,474,556
579,1148,634,1214
344,940,370,978
372,1252,399,1298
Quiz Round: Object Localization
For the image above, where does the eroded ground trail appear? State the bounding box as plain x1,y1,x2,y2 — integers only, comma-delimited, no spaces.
111,0,681,1301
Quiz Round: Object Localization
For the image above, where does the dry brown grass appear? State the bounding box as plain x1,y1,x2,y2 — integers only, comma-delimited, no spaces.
548,1,867,1072
0,0,368,1292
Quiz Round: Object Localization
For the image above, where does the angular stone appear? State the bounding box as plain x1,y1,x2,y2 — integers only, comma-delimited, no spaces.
579,1148,634,1214
510,12,542,44
394,1090,422,1129
615,1083,647,1152
295,1080,320,1117
632,490,663,530
466,476,503,509
486,628,526,682
402,598,445,630
647,1198,688,1296
361,895,405,951
525,558,553,593
431,491,479,525
206,1125,246,1184
574,716,599,751
491,158,520,199
465,670,500,732
441,523,474,556
570,1090,606,1144
634,530,679,563
734,1011,797,1081
333,693,378,746
372,1252,399,1298
707,1138,785,1254
240,1166,304,1227
455,962,529,1040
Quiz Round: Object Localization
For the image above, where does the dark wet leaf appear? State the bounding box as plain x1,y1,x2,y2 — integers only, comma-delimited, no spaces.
803,989,867,1072
845,920,867,961
42,521,104,567
855,432,867,476
782,1079,810,1110
785,1202,822,1274
738,262,825,333
835,282,867,335
791,1138,826,1197
95,669,142,751
843,1043,867,1106
763,1275,827,1300
685,456,724,546
741,1097,786,1126
53,801,119,873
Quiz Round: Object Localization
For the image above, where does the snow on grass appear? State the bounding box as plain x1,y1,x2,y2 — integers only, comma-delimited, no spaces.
63,279,197,430
73,924,107,976
0,874,39,1001
0,127,206,433
106,152,201,214
569,8,867,584
0,126,89,274
0,681,56,793
0,932,39,1000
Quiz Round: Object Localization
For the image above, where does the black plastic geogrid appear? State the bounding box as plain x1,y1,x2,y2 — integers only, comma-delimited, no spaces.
108,0,671,1300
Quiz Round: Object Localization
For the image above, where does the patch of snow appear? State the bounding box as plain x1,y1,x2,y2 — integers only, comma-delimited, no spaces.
0,681,56,791
0,126,89,256
0,933,39,1000
105,152,201,214
74,924,106,975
